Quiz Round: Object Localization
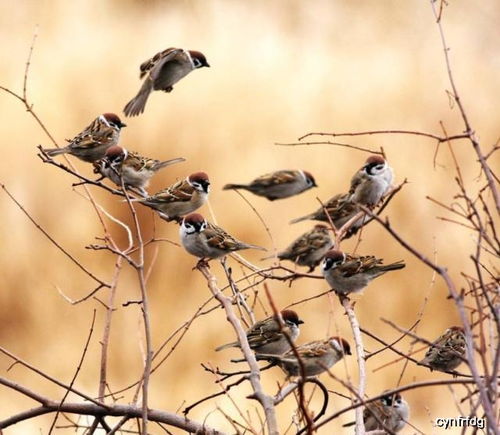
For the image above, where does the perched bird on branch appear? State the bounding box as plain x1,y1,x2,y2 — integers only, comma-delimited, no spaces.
290,155,394,234
269,224,333,271
289,193,366,234
344,391,409,433
124,47,210,117
418,326,466,373
216,310,303,355
93,145,185,196
135,172,210,221
349,154,394,207
180,213,265,260
256,336,351,377
223,169,317,201
43,113,126,163
321,249,405,295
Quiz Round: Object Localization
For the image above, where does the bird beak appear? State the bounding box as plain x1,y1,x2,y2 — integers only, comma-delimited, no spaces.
298,320,305,324
205,63,210,68
120,122,127,128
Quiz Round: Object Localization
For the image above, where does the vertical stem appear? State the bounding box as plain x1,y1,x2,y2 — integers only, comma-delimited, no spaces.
123,182,153,434
341,297,366,435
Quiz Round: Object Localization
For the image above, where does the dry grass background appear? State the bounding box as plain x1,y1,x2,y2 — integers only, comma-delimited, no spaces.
0,0,499,433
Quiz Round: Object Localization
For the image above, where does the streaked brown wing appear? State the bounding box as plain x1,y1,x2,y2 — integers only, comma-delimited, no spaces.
204,223,244,252
339,254,380,277
139,47,180,78
70,130,113,150
127,152,160,172
252,170,297,187
349,169,366,195
149,180,194,204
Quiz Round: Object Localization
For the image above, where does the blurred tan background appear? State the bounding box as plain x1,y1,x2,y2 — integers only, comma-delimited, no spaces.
1,0,499,433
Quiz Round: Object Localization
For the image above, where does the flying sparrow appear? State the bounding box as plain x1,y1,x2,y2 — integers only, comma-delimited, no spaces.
124,47,210,117
136,172,210,221
290,193,367,233
180,213,265,260
344,391,409,433
43,113,126,163
418,326,466,373
322,249,405,295
223,170,317,201
349,155,394,207
272,224,334,272
256,336,351,377
93,145,185,196
216,310,304,355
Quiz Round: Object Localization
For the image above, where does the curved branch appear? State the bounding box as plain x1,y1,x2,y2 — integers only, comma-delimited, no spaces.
0,399,225,434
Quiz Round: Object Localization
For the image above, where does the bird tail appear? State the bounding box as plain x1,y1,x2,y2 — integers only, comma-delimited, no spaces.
380,260,405,272
152,157,186,171
261,253,280,260
123,79,154,117
121,197,145,204
223,183,249,191
289,214,312,224
255,354,279,364
214,342,238,352
240,243,267,252
43,147,68,157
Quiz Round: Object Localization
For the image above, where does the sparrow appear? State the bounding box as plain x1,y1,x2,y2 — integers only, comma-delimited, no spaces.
349,155,394,207
215,310,304,355
322,249,405,295
223,170,317,201
136,172,210,221
180,213,265,260
256,336,351,377
93,145,185,196
272,224,334,272
124,47,210,116
344,391,409,433
418,326,466,373
290,193,368,234
43,113,126,162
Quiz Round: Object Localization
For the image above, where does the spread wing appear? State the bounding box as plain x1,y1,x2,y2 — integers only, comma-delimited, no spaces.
139,47,182,79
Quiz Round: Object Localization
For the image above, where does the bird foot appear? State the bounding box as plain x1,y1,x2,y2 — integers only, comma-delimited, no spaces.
194,258,210,270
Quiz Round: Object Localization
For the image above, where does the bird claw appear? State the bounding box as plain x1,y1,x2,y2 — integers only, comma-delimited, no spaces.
194,258,210,270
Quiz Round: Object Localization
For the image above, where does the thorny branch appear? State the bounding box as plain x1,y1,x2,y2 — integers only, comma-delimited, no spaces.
1,4,498,433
